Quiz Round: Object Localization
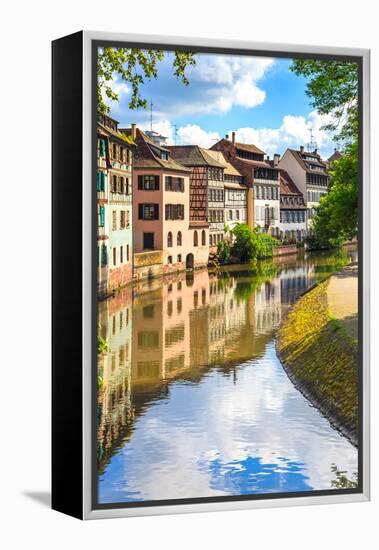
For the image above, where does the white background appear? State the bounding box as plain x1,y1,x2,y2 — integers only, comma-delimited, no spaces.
1,0,377,548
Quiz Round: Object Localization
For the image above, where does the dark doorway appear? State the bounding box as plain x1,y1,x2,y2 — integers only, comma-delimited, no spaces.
186,253,194,270
143,232,154,250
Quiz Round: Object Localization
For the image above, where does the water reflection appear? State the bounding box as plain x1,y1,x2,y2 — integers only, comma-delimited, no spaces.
97,246,358,504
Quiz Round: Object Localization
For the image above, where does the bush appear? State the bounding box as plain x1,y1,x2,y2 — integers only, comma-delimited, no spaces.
217,239,231,264
231,224,277,262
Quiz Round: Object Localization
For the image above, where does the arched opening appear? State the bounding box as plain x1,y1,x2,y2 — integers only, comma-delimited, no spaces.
201,230,206,246
193,231,198,247
167,231,173,247
186,253,194,270
177,231,182,246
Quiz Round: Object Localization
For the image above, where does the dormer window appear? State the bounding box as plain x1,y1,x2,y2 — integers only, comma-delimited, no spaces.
161,152,168,160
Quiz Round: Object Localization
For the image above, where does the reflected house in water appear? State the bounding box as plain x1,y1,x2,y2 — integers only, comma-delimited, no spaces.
97,287,134,469
254,277,282,335
97,114,135,298
280,263,314,305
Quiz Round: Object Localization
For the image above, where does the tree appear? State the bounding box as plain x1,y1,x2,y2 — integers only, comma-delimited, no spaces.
231,224,277,262
311,142,358,248
97,48,196,114
290,59,358,145
290,60,359,246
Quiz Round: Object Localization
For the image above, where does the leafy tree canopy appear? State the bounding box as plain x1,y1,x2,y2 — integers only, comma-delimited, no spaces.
97,48,196,114
290,60,359,145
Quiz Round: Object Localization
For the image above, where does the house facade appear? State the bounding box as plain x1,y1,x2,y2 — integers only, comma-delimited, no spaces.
97,114,135,297
206,149,247,233
168,145,227,251
210,132,280,234
121,128,207,279
279,169,307,242
278,146,329,233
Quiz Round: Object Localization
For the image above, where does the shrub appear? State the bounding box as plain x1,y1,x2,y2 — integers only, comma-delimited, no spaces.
231,224,277,262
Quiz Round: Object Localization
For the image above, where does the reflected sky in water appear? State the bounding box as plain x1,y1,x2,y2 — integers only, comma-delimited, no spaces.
97,247,358,504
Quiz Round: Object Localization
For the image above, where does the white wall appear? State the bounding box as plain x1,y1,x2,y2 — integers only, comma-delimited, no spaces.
3,1,377,549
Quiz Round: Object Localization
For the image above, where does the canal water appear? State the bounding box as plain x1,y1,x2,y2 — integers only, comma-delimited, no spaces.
97,246,358,504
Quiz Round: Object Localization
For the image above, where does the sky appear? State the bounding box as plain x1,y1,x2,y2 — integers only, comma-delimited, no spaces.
105,51,337,159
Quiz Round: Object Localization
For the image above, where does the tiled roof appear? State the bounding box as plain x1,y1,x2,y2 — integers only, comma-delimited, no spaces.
121,128,191,173
288,148,328,173
279,169,303,196
167,145,225,168
97,122,136,146
328,150,342,163
235,142,265,155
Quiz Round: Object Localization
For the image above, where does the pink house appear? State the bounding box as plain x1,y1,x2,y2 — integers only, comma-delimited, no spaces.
120,127,209,279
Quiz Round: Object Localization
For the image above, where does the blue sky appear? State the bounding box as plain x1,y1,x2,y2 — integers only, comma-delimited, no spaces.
106,51,335,158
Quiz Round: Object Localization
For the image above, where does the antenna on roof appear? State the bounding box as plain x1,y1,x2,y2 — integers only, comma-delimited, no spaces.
150,100,153,131
173,124,178,145
307,128,318,152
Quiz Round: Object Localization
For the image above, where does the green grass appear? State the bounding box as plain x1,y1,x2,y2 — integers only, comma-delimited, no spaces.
276,280,358,443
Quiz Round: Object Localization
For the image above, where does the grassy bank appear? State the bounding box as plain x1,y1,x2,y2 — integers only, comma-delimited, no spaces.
276,279,358,446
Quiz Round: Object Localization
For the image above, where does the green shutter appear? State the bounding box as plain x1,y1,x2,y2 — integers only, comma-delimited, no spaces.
100,139,106,157
100,206,105,226
97,172,101,191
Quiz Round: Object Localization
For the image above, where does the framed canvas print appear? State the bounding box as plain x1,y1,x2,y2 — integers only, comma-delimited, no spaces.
52,31,370,520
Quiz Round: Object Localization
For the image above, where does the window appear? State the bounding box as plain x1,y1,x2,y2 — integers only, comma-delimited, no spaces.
165,204,184,220
125,177,129,195
168,256,173,264
112,175,117,193
120,246,123,263
167,231,173,247
201,230,206,246
194,231,198,246
99,138,106,158
112,143,117,158
119,146,123,161
138,204,159,220
120,177,124,193
112,211,117,230
177,231,182,246
125,210,130,228
126,244,130,262
97,171,106,192
120,211,125,229
99,206,105,227
229,210,233,220
143,233,154,250
236,210,240,220
165,176,184,192
138,175,160,190
101,244,107,266
177,254,182,263
113,248,117,266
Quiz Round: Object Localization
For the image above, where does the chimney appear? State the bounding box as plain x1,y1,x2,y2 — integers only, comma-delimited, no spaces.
232,131,236,144
266,155,270,161
273,153,280,167
300,145,304,153
225,134,229,140
131,123,136,141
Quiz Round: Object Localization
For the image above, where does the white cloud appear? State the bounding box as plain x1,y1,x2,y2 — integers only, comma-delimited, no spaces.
232,111,335,158
176,124,220,148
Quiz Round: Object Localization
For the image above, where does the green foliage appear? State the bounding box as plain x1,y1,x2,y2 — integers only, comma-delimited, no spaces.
331,465,358,489
290,59,358,145
217,239,232,264
97,48,196,114
311,142,358,248
97,375,105,392
97,334,109,354
290,59,359,248
231,224,277,262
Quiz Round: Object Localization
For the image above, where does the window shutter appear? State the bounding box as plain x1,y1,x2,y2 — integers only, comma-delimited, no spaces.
165,204,169,220
100,206,105,226
154,175,160,190
154,204,159,220
97,172,101,191
101,172,105,191
138,175,143,190
138,204,143,220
